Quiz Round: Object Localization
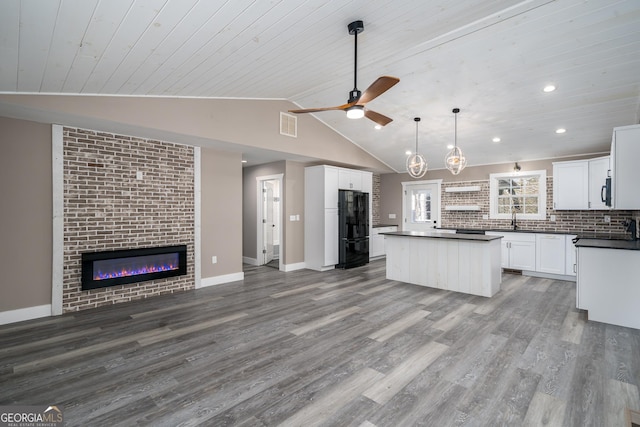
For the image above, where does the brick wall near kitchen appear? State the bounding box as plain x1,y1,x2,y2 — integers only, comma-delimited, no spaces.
372,173,381,225
63,127,195,312
442,178,638,236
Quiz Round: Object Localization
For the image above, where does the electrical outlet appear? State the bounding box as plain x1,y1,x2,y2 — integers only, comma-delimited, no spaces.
604,215,611,223
550,215,556,222
482,214,488,220
211,256,217,264
389,213,396,219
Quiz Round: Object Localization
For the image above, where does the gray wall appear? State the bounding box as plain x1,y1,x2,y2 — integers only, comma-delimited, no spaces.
0,117,52,311
201,147,243,279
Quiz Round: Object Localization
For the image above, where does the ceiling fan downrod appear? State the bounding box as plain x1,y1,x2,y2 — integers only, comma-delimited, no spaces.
348,20,364,103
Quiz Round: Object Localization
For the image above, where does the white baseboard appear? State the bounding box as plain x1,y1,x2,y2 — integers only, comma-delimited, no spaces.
0,304,52,325
522,270,577,282
243,256,259,266
282,262,306,272
200,272,245,288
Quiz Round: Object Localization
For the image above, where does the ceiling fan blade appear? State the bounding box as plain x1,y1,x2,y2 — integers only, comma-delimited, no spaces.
365,109,393,126
356,76,400,105
288,102,353,114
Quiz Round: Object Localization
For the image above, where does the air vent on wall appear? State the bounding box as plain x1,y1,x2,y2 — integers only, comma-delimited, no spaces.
280,112,297,137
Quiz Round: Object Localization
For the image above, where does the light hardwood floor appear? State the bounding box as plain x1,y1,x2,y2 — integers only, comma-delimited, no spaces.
1,260,639,426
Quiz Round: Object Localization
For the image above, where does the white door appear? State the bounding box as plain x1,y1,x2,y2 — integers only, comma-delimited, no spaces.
402,180,442,231
262,180,276,264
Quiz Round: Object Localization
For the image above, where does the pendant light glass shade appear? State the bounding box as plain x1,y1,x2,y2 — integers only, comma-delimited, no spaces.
407,117,427,178
445,108,467,175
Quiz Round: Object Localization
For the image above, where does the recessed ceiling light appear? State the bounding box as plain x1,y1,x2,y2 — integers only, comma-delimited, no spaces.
492,137,501,143
447,144,454,149
241,160,248,163
405,150,412,155
543,84,556,92
374,124,382,130
555,128,566,134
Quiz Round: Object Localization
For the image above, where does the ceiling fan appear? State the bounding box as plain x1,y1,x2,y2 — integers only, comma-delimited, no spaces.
288,20,399,127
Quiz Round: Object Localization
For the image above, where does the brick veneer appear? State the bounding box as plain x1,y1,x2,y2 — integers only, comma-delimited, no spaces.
63,127,195,312
372,173,381,225
441,177,638,235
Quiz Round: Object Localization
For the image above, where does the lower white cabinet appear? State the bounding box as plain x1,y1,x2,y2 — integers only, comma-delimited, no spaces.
535,234,566,274
487,232,536,270
370,226,398,258
565,235,577,276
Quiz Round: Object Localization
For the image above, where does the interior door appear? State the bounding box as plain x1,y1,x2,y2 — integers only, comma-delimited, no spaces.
262,180,275,264
403,182,441,231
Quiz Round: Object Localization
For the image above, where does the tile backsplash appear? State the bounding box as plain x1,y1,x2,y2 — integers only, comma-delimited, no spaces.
441,178,639,236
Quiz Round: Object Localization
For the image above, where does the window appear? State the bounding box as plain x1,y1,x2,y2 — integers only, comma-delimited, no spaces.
489,170,546,220
412,190,432,222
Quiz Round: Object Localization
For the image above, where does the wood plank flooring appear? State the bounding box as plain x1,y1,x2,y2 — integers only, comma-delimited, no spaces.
1,260,640,426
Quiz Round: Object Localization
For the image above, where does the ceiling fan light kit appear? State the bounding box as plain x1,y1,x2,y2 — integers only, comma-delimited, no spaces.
346,105,365,119
445,108,468,175
288,20,399,127
406,117,428,179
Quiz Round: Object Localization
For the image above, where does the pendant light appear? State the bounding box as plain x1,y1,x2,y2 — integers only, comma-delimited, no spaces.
406,117,427,178
445,108,467,175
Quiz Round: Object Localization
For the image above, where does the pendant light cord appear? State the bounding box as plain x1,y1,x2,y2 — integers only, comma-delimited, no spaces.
414,117,421,154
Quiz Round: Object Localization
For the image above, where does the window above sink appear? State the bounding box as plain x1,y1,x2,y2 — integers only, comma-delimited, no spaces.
489,170,547,220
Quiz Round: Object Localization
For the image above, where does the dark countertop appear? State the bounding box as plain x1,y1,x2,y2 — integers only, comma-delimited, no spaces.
381,230,502,242
574,238,640,250
373,224,398,228
440,227,572,235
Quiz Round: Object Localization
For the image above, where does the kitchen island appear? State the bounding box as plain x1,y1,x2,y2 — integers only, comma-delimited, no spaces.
574,237,640,330
381,231,503,297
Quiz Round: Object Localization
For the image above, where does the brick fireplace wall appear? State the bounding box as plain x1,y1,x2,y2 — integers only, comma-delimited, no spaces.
442,178,638,236
63,127,195,312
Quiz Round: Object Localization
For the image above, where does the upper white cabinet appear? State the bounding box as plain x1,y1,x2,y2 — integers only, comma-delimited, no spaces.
338,169,362,190
552,156,610,210
611,124,640,209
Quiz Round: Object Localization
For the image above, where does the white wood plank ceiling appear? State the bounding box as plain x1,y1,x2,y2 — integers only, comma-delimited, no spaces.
1,0,639,171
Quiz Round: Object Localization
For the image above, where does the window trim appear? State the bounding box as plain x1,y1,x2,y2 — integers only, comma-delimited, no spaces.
489,170,547,220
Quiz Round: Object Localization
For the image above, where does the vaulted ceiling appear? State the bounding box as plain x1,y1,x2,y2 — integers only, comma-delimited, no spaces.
1,0,639,172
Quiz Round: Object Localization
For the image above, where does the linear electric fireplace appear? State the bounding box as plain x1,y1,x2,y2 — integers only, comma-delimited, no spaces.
81,245,187,290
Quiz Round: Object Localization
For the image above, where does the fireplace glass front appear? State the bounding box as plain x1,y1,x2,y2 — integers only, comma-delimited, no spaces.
81,245,187,290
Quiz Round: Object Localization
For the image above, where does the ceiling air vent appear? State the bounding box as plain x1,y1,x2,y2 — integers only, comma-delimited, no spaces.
280,112,297,138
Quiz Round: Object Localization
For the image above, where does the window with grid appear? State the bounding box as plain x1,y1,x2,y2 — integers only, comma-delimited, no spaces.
489,170,546,220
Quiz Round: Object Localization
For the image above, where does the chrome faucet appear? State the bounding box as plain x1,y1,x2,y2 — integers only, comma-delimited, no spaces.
511,209,518,231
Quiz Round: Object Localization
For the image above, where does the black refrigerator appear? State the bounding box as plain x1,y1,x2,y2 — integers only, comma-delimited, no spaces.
337,189,369,269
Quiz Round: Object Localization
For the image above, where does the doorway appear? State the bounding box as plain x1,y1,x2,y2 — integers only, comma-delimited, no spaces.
402,180,442,231
257,175,283,269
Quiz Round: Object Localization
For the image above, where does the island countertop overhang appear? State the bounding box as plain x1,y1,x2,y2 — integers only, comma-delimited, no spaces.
380,230,503,242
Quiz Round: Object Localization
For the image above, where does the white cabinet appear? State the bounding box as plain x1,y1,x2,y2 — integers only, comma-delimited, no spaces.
588,157,610,210
565,235,577,277
324,209,339,265
577,245,640,329
305,165,373,271
611,124,640,209
338,169,362,190
552,156,609,210
486,232,536,270
553,161,588,210
370,226,397,258
535,234,566,275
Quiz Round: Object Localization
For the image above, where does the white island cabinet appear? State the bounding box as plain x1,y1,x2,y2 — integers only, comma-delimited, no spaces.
575,238,640,329
383,231,502,297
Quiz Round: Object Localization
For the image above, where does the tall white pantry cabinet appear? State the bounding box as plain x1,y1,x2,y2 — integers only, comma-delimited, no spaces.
305,165,372,271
